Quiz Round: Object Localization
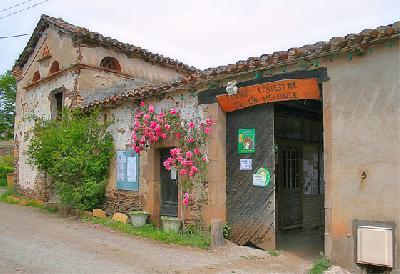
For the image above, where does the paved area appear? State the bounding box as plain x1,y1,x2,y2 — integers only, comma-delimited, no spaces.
0,202,344,273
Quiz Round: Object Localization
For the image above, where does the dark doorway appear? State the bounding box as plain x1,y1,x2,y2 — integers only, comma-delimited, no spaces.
160,148,178,217
278,146,303,230
275,100,324,260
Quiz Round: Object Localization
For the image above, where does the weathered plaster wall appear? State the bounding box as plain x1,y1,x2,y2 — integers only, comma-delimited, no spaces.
322,42,400,270
19,26,77,89
102,92,226,226
77,69,135,98
14,71,78,197
79,45,183,81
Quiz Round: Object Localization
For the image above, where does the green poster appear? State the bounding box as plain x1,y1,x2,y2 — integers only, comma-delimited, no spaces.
238,128,255,154
256,167,271,186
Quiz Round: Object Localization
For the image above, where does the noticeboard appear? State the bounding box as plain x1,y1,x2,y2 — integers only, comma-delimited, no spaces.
116,150,139,191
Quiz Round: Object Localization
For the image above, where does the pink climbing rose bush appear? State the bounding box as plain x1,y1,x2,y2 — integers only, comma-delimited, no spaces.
131,102,213,193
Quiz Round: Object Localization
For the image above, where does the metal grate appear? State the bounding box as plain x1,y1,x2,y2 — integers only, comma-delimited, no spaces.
282,149,300,189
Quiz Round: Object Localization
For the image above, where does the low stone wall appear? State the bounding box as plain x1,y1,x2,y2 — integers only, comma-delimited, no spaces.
103,189,143,215
15,172,53,202
0,141,14,156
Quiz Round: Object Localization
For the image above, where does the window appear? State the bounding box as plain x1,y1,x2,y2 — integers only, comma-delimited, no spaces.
116,150,139,191
49,61,60,74
100,57,121,72
32,70,40,82
50,88,64,120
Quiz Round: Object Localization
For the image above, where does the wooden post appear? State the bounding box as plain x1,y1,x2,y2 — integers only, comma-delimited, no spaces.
211,219,225,249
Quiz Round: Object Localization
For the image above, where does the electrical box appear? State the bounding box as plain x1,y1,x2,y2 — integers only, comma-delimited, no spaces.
357,225,393,267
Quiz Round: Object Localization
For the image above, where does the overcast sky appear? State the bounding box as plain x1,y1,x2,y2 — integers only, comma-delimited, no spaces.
0,0,399,74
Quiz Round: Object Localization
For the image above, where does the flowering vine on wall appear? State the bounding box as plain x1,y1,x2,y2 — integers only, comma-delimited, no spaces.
131,102,212,209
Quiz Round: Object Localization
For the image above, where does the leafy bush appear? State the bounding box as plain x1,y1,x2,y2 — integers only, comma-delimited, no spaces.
27,109,114,210
0,154,14,177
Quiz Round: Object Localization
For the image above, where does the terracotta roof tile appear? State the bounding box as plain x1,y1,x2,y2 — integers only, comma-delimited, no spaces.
84,20,399,109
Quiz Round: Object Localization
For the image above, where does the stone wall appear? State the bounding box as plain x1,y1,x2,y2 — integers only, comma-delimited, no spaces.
0,141,14,156
103,189,143,216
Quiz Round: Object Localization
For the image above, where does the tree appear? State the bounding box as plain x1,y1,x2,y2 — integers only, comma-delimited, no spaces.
0,71,16,141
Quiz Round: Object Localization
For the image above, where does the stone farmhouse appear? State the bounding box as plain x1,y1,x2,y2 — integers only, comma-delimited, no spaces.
12,15,399,271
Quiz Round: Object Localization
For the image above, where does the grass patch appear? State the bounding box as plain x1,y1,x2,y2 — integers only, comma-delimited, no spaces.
0,178,6,187
267,249,280,257
83,216,210,249
0,190,58,213
309,253,331,274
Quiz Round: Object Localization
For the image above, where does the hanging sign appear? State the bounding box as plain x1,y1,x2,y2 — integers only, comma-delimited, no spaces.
238,129,255,154
217,78,320,112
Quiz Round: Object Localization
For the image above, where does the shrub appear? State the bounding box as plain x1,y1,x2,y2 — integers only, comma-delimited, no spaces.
0,153,14,178
27,109,114,210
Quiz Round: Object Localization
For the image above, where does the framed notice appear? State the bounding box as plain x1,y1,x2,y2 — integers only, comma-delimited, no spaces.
238,129,255,154
240,159,253,170
116,150,139,191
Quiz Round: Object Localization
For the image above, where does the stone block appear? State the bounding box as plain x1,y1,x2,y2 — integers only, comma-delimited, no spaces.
83,211,93,218
112,212,129,224
210,219,225,249
92,208,106,219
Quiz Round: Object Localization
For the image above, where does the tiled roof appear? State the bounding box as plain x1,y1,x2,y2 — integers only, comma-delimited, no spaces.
85,20,399,108
13,14,198,74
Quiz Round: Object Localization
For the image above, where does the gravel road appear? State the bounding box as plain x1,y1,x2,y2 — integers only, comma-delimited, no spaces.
0,202,321,273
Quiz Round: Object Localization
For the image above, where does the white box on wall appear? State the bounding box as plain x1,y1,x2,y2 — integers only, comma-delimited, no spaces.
357,226,393,267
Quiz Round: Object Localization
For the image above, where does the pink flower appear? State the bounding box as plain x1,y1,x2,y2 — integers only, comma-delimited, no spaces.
206,118,213,126
190,165,198,173
182,160,193,166
187,138,195,143
193,148,200,155
170,108,177,115
143,114,150,120
186,151,193,159
180,169,187,176
148,104,155,113
204,127,211,135
150,121,158,129
189,171,194,177
175,132,181,139
164,124,171,131
134,146,141,153
188,122,195,129
183,193,189,205
140,101,145,107
160,133,167,139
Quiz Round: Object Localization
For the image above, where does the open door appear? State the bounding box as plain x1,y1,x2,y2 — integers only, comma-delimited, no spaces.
226,103,275,249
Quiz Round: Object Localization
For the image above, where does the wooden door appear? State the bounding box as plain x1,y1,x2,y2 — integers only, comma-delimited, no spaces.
278,146,303,230
226,103,276,250
160,148,178,216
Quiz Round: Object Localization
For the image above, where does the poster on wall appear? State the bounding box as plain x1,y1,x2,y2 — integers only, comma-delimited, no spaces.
240,159,253,170
238,128,255,154
252,167,271,187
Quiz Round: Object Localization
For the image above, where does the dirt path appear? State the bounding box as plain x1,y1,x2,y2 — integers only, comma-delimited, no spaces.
0,202,318,273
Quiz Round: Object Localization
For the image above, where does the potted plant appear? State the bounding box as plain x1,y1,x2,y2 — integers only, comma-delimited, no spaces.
129,211,149,227
161,216,182,233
